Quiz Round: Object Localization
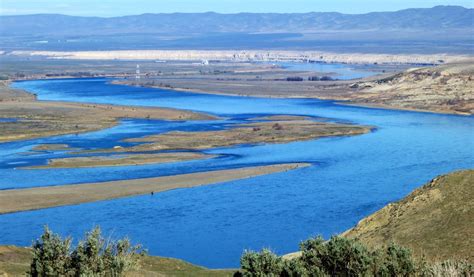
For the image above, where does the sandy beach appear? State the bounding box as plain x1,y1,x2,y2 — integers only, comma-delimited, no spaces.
0,163,309,214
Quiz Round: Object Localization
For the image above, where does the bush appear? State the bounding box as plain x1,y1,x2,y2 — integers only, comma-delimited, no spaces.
237,236,425,277
239,249,283,276
286,77,304,82
280,259,310,277
319,76,334,81
301,236,372,276
29,226,143,277
422,260,473,277
299,236,326,273
30,227,73,276
377,243,415,276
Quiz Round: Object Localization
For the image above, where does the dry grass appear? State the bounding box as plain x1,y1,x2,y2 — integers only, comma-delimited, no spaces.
344,170,474,262
121,120,372,152
353,63,474,115
0,246,234,276
116,62,474,115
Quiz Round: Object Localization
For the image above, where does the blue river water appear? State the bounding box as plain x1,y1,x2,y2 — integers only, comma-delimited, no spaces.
273,61,377,80
1,77,473,268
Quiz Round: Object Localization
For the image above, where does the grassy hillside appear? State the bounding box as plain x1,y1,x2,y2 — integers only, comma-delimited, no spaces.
0,246,234,276
344,170,474,262
352,62,474,115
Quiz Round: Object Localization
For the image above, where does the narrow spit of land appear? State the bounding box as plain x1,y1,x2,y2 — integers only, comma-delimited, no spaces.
18,115,371,169
0,81,214,143
0,163,309,214
25,152,214,169
83,116,373,153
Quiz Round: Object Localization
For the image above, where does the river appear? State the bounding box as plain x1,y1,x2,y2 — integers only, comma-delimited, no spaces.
0,77,473,268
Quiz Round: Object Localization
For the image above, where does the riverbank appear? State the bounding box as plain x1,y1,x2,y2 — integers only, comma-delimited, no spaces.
285,170,474,262
114,61,474,115
0,81,214,143
0,163,309,214
4,52,473,115
344,169,474,262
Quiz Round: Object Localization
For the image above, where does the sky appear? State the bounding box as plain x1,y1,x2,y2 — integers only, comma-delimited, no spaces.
0,0,472,16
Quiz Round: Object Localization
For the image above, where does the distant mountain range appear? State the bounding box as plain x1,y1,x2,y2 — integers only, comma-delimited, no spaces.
1,5,472,35
0,6,473,53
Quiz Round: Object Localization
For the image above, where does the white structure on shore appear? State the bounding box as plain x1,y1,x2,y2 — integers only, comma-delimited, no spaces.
135,64,140,80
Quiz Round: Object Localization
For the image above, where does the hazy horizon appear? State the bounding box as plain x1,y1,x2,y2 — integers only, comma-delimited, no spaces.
1,0,473,17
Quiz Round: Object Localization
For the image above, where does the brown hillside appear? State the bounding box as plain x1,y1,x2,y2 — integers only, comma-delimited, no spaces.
344,170,474,262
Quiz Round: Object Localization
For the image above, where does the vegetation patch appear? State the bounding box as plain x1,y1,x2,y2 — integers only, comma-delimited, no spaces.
344,169,474,262
235,236,473,276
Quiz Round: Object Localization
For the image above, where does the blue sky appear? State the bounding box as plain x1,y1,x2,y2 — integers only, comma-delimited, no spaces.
0,0,472,16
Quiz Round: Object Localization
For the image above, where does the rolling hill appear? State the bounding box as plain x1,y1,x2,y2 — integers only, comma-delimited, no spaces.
344,170,474,262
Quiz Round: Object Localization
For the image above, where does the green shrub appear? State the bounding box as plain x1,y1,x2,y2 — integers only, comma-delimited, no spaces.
301,236,372,276
281,258,309,277
299,236,327,275
239,249,284,277
29,226,142,277
30,227,73,276
237,236,430,276
377,243,415,276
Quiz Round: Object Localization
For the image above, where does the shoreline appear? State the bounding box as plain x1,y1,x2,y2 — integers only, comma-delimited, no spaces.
0,81,216,143
0,163,310,214
6,58,472,117
336,101,473,116
9,75,470,118
283,169,474,262
114,80,474,116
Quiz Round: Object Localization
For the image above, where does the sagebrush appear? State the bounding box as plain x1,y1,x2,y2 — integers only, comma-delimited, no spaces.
30,226,143,277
